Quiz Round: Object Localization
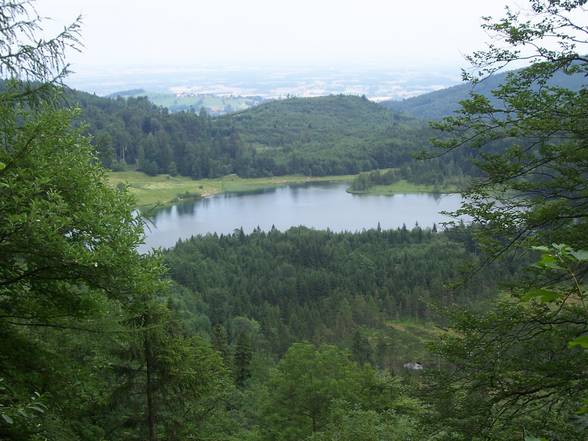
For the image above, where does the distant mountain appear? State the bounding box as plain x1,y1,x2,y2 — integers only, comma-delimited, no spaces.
381,68,586,120
107,88,147,97
107,88,266,115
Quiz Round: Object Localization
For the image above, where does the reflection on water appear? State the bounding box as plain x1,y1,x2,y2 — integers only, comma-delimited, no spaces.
140,183,463,252
223,186,280,198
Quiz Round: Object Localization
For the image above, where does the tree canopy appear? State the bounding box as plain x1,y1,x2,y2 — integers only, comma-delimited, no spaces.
0,3,229,440
425,1,588,439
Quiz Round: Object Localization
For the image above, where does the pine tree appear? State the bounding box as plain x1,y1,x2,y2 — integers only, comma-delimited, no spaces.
233,332,253,387
211,323,232,368
351,329,374,366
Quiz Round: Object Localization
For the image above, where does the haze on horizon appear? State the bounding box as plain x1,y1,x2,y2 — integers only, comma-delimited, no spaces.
37,0,509,72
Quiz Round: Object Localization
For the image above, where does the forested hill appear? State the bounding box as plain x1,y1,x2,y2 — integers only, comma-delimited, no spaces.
221,95,430,176
381,67,586,120
67,90,434,178
226,95,411,146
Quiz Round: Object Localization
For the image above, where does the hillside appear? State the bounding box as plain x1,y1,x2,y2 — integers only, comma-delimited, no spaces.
226,95,409,146
381,67,587,120
68,90,440,178
218,95,430,176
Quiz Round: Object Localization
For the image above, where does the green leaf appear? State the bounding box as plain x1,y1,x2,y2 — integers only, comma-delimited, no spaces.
1,413,14,425
537,253,562,269
0,161,5,171
570,250,588,262
521,288,560,303
568,335,588,349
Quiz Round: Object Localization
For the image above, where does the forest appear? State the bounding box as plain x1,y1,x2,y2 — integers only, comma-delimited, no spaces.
67,83,476,186
165,226,516,357
1,1,587,441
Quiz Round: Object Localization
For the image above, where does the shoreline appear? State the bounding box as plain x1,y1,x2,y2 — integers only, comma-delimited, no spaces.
107,171,462,209
107,171,355,209
346,182,459,196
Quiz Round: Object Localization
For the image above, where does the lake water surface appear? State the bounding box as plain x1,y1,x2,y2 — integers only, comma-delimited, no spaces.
141,183,463,251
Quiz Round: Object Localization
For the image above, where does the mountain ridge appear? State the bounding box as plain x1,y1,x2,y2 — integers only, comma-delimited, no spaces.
380,67,586,119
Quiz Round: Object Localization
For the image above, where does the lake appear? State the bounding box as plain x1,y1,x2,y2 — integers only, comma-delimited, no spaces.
140,183,463,251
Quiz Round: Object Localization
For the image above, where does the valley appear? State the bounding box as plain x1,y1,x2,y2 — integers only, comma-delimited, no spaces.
1,1,587,440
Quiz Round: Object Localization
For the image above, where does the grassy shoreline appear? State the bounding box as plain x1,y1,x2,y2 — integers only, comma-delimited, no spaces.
107,171,460,208
346,179,459,195
107,171,355,208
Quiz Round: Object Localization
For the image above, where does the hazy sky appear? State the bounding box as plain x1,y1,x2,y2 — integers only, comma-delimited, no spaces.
35,0,512,70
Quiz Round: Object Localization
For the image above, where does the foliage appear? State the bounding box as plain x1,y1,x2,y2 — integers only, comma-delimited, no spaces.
349,169,400,192
425,245,588,440
166,226,519,358
0,378,46,439
259,343,420,441
105,298,232,441
0,2,231,440
349,167,467,193
5,1,588,440
424,1,588,439
0,0,81,106
68,90,453,180
431,1,588,255
309,404,419,441
225,95,424,177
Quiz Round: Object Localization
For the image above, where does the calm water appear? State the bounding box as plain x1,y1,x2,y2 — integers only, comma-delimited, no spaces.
140,183,463,251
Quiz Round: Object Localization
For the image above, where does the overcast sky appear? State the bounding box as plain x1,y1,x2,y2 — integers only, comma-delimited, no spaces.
33,0,516,71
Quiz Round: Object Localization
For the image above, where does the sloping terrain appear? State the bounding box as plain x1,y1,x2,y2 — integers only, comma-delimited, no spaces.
69,90,432,178
381,68,586,119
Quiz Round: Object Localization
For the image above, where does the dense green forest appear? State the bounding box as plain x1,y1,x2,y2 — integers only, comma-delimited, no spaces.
1,1,587,441
165,226,516,359
69,87,479,186
79,67,588,188
72,91,429,177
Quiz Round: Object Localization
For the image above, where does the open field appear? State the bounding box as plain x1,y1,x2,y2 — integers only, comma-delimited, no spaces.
107,171,355,208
